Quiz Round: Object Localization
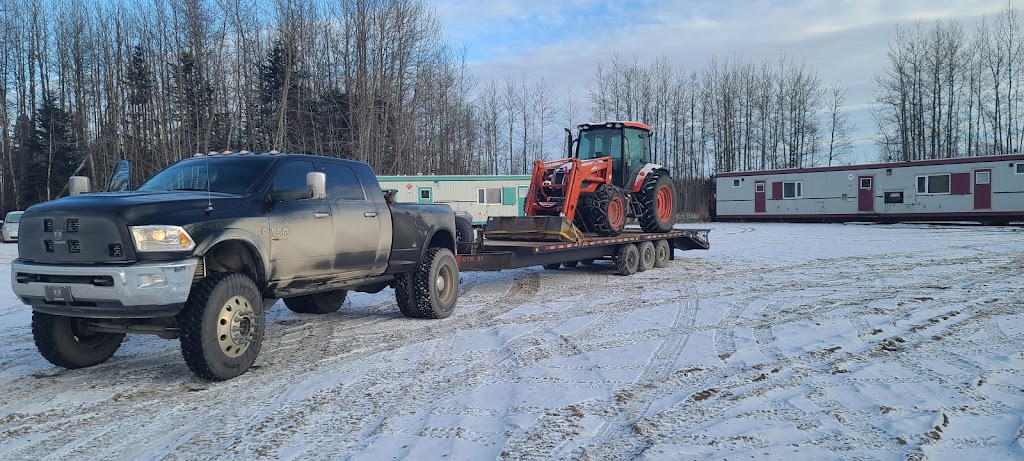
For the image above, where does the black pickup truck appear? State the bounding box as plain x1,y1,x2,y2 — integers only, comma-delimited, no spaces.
11,152,459,380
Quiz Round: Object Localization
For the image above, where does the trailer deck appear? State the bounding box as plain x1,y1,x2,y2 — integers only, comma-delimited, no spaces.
457,228,709,272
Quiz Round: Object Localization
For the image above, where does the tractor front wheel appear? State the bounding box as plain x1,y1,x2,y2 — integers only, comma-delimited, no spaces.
582,184,627,237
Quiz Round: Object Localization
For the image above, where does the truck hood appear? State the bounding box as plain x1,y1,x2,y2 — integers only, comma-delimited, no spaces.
26,191,247,225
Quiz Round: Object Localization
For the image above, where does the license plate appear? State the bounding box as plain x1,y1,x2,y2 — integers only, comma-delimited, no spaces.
44,285,74,302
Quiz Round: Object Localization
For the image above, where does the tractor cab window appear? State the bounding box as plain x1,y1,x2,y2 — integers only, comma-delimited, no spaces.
576,127,623,161
624,127,648,181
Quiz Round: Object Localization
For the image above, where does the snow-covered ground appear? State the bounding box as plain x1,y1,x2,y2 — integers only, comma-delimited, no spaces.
0,222,1022,460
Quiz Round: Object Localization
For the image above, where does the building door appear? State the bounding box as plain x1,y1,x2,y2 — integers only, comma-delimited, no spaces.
754,181,766,213
858,176,874,212
417,186,433,204
974,169,992,209
517,186,529,216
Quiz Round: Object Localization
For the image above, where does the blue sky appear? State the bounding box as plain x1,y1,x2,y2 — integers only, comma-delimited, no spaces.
428,0,1012,164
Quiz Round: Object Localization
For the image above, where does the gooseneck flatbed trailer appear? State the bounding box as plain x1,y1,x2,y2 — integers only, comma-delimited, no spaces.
456,225,709,275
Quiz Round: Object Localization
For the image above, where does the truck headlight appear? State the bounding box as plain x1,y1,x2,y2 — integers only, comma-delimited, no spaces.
130,225,195,252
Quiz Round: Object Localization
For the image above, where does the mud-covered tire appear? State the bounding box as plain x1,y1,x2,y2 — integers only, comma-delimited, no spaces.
542,263,561,270
283,290,348,314
637,172,677,233
615,243,639,276
580,259,595,265
563,260,579,268
455,216,474,255
32,312,125,369
638,241,656,272
394,247,459,319
580,184,627,237
177,272,264,381
654,240,671,268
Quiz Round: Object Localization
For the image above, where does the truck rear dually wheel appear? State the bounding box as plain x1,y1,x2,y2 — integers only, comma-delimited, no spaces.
177,272,264,381
32,312,125,369
395,247,459,319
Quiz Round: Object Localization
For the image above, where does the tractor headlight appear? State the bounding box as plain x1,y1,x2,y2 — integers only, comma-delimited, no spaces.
130,225,195,252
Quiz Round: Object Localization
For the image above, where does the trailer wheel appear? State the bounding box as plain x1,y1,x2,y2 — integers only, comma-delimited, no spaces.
580,259,595,266
563,260,579,268
615,243,639,276
455,216,474,255
394,247,458,319
177,272,264,381
637,241,656,272
654,240,671,268
32,312,125,369
637,172,677,233
581,184,627,236
283,290,348,314
542,263,562,270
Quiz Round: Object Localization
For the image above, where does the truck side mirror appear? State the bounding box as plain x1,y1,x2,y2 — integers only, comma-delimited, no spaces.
307,172,326,200
108,159,132,192
69,176,91,196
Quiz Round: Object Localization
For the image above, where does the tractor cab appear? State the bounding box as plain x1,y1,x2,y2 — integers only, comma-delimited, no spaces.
574,122,652,188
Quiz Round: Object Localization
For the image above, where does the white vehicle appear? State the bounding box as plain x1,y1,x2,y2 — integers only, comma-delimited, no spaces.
2,210,23,242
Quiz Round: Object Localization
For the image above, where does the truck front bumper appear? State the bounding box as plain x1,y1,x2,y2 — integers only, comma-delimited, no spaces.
11,259,199,318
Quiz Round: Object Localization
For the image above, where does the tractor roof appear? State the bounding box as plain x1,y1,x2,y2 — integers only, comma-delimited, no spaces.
577,121,652,132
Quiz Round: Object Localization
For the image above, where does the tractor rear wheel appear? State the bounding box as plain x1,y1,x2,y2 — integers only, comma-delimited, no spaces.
581,184,627,237
637,172,677,233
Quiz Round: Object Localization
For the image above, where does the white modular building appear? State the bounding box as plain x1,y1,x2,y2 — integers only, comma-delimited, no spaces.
376,175,532,226
713,154,1024,223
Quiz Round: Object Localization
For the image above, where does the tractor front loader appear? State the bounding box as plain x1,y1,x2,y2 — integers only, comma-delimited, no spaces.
485,121,678,242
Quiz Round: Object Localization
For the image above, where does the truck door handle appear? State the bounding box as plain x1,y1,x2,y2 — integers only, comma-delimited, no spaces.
314,212,330,218
364,212,377,217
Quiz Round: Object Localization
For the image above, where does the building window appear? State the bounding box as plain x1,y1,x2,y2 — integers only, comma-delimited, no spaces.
884,191,904,204
1016,163,1024,174
860,177,872,189
917,174,950,194
755,182,765,193
976,171,991,185
477,188,502,204
732,179,741,187
420,189,431,200
782,181,802,199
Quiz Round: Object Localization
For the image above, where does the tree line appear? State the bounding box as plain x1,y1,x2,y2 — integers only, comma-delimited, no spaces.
0,0,1019,216
874,3,1024,161
0,0,480,211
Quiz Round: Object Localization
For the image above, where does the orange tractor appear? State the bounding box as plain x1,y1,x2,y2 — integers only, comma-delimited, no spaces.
486,121,677,241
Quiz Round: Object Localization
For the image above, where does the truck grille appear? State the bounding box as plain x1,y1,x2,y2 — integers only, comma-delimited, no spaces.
18,211,135,263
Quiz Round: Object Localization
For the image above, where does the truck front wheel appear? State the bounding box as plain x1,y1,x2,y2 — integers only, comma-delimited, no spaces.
177,272,264,381
395,247,459,319
32,312,125,369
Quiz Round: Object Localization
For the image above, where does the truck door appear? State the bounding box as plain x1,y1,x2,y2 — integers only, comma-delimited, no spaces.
974,169,991,209
267,159,334,281
321,162,381,277
858,176,875,212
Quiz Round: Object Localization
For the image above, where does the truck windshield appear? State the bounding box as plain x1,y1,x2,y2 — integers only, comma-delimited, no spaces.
5,212,22,223
138,157,273,194
576,127,623,161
